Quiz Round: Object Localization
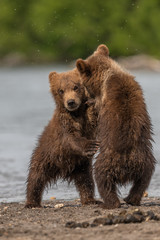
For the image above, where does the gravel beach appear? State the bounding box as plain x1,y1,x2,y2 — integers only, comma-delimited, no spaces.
0,197,160,240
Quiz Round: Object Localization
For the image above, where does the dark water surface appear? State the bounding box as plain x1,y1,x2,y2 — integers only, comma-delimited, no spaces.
0,66,160,202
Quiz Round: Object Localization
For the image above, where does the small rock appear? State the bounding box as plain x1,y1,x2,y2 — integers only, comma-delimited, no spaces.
145,211,158,220
145,216,150,222
143,192,148,197
75,198,80,201
81,222,89,228
75,223,82,228
65,221,89,228
93,217,112,226
65,221,77,228
112,216,125,224
124,213,143,223
90,223,98,227
44,205,52,208
119,210,127,216
93,218,106,225
133,214,144,222
132,209,143,215
124,214,135,223
54,204,64,209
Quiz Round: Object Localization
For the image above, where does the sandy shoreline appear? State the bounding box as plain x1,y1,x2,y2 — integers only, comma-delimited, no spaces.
0,197,160,240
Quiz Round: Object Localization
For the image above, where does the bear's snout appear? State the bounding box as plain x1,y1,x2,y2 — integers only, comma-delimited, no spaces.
65,98,81,111
67,99,76,107
63,89,82,112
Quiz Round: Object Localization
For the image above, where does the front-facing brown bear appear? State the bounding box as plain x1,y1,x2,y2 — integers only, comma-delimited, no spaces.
25,69,98,208
76,44,156,209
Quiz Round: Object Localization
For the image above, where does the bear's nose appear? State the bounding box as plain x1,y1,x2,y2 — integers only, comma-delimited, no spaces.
67,99,76,107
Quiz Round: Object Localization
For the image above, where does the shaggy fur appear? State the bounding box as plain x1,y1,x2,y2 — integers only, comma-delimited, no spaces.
76,44,156,209
25,69,98,208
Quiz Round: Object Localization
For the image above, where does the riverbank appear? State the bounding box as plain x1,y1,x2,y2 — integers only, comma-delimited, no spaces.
0,197,160,240
1,53,160,72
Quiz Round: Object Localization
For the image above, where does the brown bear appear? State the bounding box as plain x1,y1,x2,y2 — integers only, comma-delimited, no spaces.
76,44,156,209
25,68,98,208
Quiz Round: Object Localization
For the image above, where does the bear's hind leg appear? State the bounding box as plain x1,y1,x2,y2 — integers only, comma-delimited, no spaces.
124,166,153,206
73,162,98,205
25,154,56,208
95,169,120,209
99,184,120,209
25,180,45,208
25,168,47,208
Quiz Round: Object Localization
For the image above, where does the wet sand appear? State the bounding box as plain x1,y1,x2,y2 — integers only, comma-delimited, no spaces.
0,197,160,240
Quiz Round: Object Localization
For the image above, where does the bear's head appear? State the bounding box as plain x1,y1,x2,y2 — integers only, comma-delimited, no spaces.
76,44,112,98
49,69,87,112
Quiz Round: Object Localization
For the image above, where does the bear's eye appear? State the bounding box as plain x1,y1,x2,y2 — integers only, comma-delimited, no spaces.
73,85,78,91
59,89,64,95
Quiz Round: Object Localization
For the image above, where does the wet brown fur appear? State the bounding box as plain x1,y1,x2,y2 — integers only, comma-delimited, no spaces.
76,44,156,209
25,69,98,208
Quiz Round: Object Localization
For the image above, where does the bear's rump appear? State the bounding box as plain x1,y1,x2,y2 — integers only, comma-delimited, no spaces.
95,148,150,185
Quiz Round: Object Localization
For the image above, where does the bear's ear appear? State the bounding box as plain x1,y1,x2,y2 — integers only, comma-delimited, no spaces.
76,59,91,76
97,44,109,56
49,71,59,94
49,71,58,83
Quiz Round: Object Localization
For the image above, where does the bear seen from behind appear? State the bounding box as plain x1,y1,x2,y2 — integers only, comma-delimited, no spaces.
76,44,156,209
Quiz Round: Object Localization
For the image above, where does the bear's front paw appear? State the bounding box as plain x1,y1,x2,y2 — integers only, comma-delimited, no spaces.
84,140,100,157
85,98,96,107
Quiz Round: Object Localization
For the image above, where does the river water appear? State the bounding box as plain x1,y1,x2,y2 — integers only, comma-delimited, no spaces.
0,66,160,203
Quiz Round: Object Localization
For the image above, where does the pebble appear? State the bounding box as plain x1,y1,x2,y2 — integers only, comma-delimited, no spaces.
143,192,148,197
54,204,64,209
44,205,53,208
75,198,80,201
93,217,112,225
65,221,89,228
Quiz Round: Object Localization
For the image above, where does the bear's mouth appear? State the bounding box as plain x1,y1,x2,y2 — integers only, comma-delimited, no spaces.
65,99,80,112
66,103,80,112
